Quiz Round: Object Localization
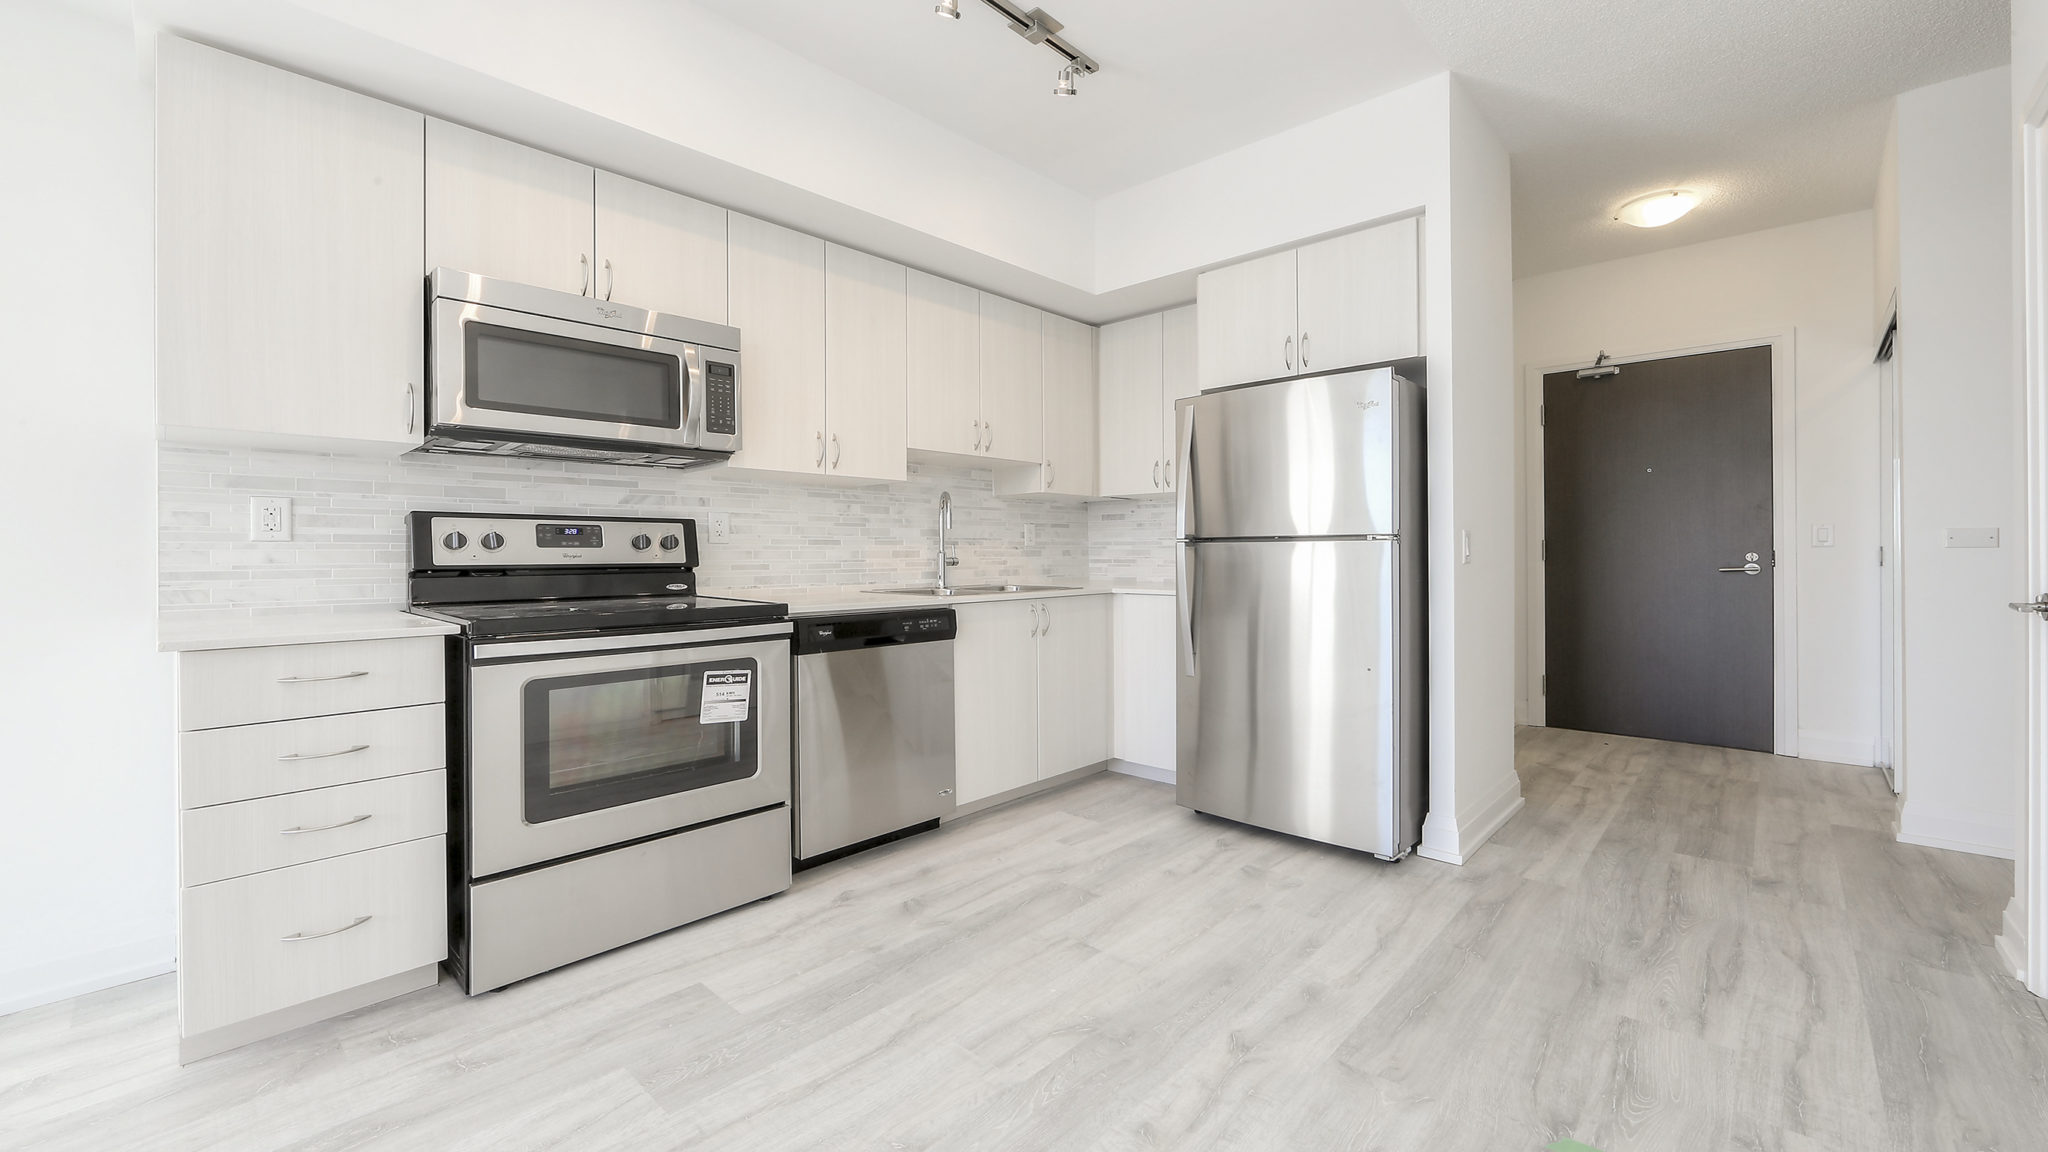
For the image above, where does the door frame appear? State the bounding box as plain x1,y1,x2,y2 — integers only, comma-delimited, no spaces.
1520,334,1799,758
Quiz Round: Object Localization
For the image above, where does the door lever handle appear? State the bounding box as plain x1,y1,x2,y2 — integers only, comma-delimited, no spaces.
2010,596,2048,614
1718,563,1763,575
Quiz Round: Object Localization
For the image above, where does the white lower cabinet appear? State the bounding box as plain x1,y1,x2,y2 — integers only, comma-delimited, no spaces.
952,596,1112,805
1113,595,1177,773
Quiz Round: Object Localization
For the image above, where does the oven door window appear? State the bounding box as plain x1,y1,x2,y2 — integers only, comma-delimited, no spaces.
522,657,758,823
466,320,682,429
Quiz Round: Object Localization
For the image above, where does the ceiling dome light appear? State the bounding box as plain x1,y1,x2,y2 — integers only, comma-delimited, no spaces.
1614,189,1700,228
934,0,960,18
1054,64,1078,95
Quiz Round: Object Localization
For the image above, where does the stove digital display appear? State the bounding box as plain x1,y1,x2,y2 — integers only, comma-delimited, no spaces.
536,523,604,548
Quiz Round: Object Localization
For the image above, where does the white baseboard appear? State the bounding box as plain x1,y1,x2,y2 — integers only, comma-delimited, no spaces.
1417,774,1526,866
1797,730,1875,767
1896,805,2016,860
0,935,176,1017
1996,898,2028,985
1107,759,1174,785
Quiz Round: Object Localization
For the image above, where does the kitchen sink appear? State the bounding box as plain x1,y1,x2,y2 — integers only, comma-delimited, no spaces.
865,583,1080,597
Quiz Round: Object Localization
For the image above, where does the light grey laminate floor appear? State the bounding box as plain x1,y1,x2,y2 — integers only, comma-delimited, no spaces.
4,726,2045,1151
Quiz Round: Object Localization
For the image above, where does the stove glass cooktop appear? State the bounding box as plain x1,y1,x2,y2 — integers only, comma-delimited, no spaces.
414,594,787,638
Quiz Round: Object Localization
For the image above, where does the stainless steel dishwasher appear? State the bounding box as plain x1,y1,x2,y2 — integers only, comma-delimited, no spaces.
792,608,957,866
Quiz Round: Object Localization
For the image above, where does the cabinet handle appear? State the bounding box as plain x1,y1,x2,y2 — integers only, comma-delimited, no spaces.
1153,460,1161,489
604,258,615,301
276,744,370,763
831,433,842,468
1045,461,1054,489
1284,335,1294,371
1029,604,1040,637
985,423,994,452
280,813,373,836
580,253,591,296
282,914,372,942
815,431,826,467
972,420,983,451
1041,602,1052,634
404,383,416,436
1301,332,1311,368
275,671,369,684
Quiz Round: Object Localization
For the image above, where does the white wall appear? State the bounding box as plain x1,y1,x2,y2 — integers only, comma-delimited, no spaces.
0,0,176,1014
1514,212,1880,765
1894,66,2023,858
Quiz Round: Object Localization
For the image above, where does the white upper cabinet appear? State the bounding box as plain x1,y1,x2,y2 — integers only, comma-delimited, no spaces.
1197,248,1298,391
1196,217,1421,392
1097,312,1166,498
157,37,425,451
978,293,1045,466
1038,313,1097,497
1161,304,1199,491
426,120,594,295
593,171,727,321
1295,216,1420,373
726,213,827,475
823,243,908,482
907,270,983,457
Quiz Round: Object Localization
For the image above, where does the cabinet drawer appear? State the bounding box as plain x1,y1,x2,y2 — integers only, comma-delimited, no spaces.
181,771,447,886
179,637,444,731
180,836,446,1037
180,704,445,808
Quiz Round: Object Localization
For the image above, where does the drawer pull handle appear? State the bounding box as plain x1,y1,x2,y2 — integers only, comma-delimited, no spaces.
275,671,370,684
276,744,370,763
280,814,374,835
282,914,372,942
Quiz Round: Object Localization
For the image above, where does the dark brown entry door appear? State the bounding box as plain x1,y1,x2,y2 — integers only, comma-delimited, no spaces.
1543,346,1774,752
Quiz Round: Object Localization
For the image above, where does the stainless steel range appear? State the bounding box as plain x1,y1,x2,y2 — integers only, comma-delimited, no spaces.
407,511,792,994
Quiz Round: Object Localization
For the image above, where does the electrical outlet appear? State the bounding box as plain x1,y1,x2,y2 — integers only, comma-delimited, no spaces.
249,496,292,542
708,512,732,543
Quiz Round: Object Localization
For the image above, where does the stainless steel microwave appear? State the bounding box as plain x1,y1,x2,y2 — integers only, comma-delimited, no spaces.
423,268,741,469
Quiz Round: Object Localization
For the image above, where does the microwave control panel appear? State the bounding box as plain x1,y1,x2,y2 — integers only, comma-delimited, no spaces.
704,361,737,437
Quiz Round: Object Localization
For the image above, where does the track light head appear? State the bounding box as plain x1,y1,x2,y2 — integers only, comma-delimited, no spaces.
1054,64,1078,96
934,0,960,18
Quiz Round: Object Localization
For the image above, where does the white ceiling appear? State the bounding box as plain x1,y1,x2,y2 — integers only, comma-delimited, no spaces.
693,0,2009,276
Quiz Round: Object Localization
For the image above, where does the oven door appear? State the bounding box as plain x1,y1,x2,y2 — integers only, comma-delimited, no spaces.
466,623,791,878
430,297,721,453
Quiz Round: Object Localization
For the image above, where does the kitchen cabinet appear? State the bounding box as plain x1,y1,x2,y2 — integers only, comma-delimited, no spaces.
978,294,1045,465
1034,314,1098,497
1196,217,1420,391
593,171,728,321
426,119,595,296
907,270,983,457
952,596,1113,805
1097,304,1199,497
725,213,827,476
157,37,425,452
823,244,908,482
1113,595,1177,774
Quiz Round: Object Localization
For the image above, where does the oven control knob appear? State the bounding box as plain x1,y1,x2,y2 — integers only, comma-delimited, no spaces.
480,532,505,551
660,534,682,552
631,534,653,551
441,531,467,551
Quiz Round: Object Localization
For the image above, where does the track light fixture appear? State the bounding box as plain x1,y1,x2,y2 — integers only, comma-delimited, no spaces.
938,1,1100,94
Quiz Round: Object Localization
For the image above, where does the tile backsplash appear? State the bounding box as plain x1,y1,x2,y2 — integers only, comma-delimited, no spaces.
160,445,1176,616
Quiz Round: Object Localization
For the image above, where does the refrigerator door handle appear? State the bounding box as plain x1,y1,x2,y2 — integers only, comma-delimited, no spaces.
1176,542,1198,675
1175,400,1197,541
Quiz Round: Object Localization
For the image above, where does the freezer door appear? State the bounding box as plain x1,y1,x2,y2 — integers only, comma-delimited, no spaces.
1176,538,1403,856
1183,367,1399,540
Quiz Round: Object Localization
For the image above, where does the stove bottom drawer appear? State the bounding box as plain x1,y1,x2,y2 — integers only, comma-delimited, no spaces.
180,836,446,1038
464,806,790,994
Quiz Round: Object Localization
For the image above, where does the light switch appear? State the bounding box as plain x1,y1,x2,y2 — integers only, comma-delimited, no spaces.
1942,527,2000,549
1812,524,1834,547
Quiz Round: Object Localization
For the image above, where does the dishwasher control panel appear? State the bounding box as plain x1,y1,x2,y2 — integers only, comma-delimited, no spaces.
796,609,957,654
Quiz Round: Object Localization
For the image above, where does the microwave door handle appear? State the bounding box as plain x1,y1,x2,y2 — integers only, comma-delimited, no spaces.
685,348,706,444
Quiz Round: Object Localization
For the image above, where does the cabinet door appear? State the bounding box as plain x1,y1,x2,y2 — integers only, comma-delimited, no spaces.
593,171,727,321
1037,597,1112,779
953,601,1041,804
426,119,594,295
1295,217,1421,372
726,213,827,475
824,244,908,482
1040,314,1098,497
157,38,424,449
1097,312,1165,498
1161,304,1200,493
1196,248,1298,391
1112,595,1177,772
978,294,1044,464
906,270,983,456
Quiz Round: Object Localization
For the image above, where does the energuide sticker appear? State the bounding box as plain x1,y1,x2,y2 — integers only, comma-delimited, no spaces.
699,669,752,724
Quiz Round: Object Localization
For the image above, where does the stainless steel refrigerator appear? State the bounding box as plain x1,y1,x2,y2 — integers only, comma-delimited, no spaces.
1174,366,1426,860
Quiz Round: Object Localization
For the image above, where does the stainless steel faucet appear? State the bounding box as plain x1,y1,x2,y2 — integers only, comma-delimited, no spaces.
935,491,960,591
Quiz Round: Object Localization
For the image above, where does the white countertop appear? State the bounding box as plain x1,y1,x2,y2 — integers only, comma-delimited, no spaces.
159,608,460,652
705,581,1172,618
